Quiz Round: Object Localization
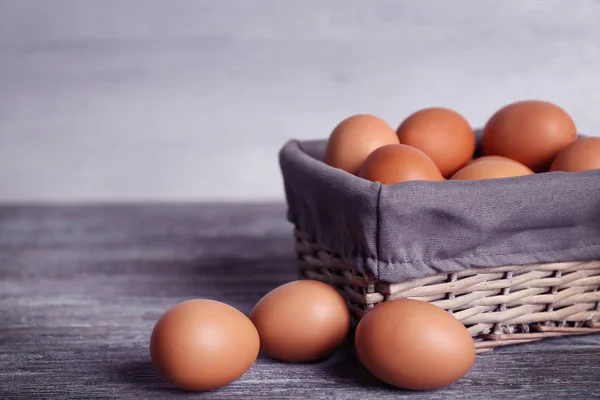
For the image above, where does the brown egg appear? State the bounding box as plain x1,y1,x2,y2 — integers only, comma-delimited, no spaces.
250,280,349,362
465,155,515,166
550,137,600,172
396,107,476,177
481,100,577,171
324,114,399,175
358,144,444,184
355,299,475,390
451,158,533,180
150,299,259,391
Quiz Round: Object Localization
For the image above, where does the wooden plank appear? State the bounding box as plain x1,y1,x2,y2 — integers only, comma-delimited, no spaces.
1,205,599,399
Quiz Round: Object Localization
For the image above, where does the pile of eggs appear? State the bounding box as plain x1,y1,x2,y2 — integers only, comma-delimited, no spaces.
150,280,475,392
324,100,600,183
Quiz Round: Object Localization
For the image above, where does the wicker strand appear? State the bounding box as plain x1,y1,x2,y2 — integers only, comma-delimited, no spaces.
294,229,600,352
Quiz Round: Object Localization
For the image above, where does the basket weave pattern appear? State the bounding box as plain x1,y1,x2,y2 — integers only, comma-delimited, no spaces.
295,229,600,353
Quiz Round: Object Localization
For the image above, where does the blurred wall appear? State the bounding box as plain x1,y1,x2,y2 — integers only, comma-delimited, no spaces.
1,0,599,202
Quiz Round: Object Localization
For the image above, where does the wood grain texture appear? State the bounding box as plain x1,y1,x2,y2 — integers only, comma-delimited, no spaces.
1,204,599,399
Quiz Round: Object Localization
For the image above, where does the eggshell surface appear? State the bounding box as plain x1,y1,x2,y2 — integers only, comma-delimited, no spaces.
355,299,475,390
150,299,260,391
550,137,600,172
465,155,515,166
481,100,577,171
358,144,444,184
451,158,534,180
250,280,350,362
324,114,399,175
396,107,476,177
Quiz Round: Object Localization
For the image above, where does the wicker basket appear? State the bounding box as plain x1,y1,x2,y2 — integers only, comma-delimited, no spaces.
295,229,600,353
280,139,600,353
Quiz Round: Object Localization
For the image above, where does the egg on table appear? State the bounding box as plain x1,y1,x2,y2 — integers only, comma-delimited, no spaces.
355,299,475,390
250,280,350,363
150,299,260,392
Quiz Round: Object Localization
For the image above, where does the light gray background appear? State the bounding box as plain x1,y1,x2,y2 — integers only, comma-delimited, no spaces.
1,0,599,202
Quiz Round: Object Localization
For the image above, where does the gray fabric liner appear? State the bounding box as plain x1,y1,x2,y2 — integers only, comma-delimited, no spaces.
279,139,600,283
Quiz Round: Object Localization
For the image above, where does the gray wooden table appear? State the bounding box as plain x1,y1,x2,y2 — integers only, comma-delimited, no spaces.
1,204,599,399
